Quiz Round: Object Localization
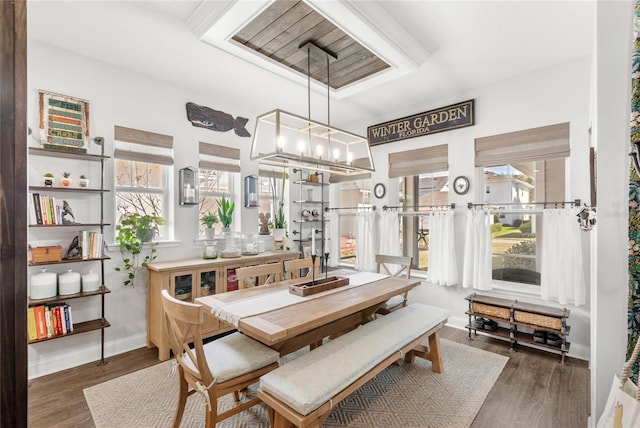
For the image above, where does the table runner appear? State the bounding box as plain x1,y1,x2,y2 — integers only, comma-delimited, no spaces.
206,271,388,327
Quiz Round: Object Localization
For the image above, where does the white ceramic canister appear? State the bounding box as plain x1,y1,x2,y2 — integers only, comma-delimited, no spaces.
82,270,100,292
30,268,57,299
58,269,81,295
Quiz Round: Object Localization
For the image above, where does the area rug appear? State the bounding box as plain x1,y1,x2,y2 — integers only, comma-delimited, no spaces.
84,339,508,428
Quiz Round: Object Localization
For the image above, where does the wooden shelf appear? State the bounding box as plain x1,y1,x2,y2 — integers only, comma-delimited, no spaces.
28,286,111,307
28,318,110,344
29,147,110,162
293,180,328,187
465,324,512,341
293,200,328,204
29,185,109,193
513,331,571,353
29,223,110,228
29,256,111,267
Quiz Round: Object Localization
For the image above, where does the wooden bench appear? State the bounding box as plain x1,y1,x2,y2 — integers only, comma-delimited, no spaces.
257,303,449,428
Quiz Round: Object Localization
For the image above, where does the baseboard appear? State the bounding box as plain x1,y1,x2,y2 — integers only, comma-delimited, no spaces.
28,333,148,379
447,315,589,362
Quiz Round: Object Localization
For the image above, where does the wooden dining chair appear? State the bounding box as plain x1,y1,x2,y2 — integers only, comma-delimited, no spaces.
375,254,413,315
235,263,283,288
161,290,280,428
284,257,320,279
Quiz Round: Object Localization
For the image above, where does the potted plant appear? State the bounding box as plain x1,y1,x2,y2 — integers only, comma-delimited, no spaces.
78,174,89,188
270,169,287,241
217,196,235,231
61,172,71,187
115,213,165,287
200,212,218,238
43,172,54,187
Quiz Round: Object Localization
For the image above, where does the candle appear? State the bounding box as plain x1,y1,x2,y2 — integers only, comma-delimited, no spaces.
311,230,316,256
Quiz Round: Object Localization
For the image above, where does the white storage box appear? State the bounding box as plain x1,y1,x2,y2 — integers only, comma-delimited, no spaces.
59,270,81,295
30,269,57,299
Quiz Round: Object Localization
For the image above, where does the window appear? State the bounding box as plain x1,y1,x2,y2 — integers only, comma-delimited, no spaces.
198,142,240,235
258,169,286,230
400,171,449,272
337,177,371,263
389,144,449,273
476,122,569,289
113,126,173,239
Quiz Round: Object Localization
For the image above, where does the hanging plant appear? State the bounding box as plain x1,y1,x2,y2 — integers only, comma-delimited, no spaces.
115,213,165,287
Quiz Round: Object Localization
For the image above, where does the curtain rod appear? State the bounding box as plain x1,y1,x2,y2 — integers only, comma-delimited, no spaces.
467,199,581,209
382,203,455,211
324,205,376,212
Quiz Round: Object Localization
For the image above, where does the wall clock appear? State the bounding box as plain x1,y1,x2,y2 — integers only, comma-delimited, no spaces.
374,183,386,199
453,176,470,195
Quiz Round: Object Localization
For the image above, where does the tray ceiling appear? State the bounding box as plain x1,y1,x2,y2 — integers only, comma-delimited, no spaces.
230,0,390,89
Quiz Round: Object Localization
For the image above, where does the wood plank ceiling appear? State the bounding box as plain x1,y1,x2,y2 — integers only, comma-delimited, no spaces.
231,0,390,89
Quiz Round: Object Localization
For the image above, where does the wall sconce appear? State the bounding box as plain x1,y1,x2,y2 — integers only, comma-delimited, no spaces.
631,141,640,177
179,166,198,205
244,175,258,208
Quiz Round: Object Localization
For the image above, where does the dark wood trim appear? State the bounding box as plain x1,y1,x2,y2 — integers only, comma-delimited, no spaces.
0,1,28,426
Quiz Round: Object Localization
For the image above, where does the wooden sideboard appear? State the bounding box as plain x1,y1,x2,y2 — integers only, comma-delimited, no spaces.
147,250,299,360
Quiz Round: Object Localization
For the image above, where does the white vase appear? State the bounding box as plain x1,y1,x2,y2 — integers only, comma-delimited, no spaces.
78,178,89,188
205,227,215,239
272,228,286,241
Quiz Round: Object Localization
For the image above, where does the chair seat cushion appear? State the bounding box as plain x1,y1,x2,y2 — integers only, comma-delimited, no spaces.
380,294,405,310
260,303,449,416
184,332,280,383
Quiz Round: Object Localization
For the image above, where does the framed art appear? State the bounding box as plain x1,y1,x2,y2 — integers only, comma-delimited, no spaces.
38,90,90,154
374,183,386,199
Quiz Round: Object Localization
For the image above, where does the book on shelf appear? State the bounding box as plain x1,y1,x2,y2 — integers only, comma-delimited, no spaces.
31,193,43,225
27,307,38,341
44,306,53,338
30,304,73,340
34,305,47,339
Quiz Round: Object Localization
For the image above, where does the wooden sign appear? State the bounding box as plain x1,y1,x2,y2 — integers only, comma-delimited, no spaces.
38,90,90,153
368,99,475,146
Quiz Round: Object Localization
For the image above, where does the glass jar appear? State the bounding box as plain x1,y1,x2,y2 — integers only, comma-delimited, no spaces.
221,231,241,258
242,234,258,255
202,240,217,259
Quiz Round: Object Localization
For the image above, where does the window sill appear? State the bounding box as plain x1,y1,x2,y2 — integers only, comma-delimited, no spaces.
106,240,181,252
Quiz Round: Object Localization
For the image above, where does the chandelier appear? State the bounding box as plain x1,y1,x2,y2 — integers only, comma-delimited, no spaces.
250,42,374,175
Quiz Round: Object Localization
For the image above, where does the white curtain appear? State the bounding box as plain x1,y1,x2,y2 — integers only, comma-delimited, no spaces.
427,210,459,286
355,210,377,272
378,210,400,256
462,210,492,290
541,208,586,306
325,210,340,267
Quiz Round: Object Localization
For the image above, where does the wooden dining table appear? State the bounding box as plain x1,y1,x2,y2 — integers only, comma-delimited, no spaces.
195,271,422,356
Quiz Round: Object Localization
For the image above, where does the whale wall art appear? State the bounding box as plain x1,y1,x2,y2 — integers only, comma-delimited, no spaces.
185,102,251,137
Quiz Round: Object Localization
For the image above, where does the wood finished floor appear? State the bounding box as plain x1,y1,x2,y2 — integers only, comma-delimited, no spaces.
27,326,590,427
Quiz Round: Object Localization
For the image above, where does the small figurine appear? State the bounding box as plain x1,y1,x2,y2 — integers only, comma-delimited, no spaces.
259,212,271,235
67,235,82,259
62,200,75,224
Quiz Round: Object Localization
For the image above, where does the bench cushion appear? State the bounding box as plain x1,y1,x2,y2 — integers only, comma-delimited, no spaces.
184,332,280,383
259,303,449,416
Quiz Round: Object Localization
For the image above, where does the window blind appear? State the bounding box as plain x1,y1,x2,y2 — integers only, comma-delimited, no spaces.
475,122,570,167
388,144,448,178
199,142,240,173
113,125,174,165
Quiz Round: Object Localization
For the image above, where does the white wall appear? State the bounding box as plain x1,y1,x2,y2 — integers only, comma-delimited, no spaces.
591,1,633,423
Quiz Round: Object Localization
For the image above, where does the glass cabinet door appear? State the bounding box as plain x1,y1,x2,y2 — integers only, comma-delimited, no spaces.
198,269,217,296
170,271,193,302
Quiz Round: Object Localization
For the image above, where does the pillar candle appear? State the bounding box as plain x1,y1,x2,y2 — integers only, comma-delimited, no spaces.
311,230,316,255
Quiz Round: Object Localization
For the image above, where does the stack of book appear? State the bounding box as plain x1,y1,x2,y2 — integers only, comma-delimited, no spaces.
77,230,104,260
30,193,62,225
27,304,73,341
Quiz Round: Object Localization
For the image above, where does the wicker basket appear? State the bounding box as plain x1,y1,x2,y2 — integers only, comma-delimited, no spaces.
471,302,510,320
514,310,562,330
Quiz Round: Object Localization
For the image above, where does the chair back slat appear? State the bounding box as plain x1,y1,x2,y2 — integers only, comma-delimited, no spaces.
235,263,283,288
375,254,412,279
284,257,320,279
